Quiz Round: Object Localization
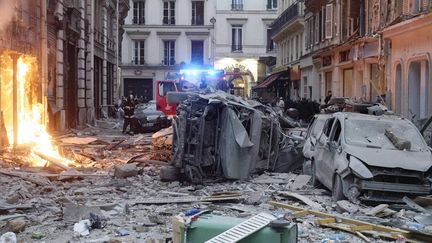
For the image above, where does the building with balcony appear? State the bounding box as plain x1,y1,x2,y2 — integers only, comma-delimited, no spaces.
383,0,432,122
259,0,307,101
121,0,216,100
213,0,278,97
48,0,129,130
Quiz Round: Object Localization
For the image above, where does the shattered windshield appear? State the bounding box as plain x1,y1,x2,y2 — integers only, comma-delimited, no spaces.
345,118,427,151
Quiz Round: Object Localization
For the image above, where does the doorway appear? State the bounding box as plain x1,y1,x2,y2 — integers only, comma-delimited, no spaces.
408,62,421,120
65,42,78,128
343,69,353,97
395,64,402,113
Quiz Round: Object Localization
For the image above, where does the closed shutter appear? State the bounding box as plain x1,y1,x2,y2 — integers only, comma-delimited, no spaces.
48,25,57,48
325,4,333,39
314,14,319,44
403,0,411,14
422,0,430,11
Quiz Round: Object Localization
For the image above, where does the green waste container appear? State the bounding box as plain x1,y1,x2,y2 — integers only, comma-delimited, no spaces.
172,213,298,243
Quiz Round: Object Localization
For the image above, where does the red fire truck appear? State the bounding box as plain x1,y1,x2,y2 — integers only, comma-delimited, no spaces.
156,67,225,116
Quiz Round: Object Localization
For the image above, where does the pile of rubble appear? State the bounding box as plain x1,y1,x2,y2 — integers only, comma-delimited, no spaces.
0,118,431,242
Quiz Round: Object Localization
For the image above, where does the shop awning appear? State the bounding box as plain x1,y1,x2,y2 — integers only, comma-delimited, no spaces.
253,73,281,89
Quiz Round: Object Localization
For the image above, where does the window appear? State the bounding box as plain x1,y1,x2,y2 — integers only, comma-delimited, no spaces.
163,40,175,65
267,0,277,9
295,35,299,60
231,25,242,52
191,40,204,65
163,1,175,25
232,0,243,10
332,120,342,143
133,40,145,65
266,28,274,52
325,4,333,39
192,1,204,25
133,1,145,24
158,82,176,97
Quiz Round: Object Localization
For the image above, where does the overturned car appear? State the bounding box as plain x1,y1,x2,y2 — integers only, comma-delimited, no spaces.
311,112,432,203
162,91,304,183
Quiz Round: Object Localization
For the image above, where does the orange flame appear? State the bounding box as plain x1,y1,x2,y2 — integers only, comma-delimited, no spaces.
0,53,74,168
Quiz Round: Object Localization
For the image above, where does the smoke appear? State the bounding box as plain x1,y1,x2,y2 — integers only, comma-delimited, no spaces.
0,0,15,31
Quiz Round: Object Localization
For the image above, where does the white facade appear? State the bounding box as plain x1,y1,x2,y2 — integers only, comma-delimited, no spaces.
121,0,216,99
214,0,278,97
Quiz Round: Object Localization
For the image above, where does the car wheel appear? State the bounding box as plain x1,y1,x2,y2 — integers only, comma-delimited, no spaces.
311,161,321,187
332,174,345,202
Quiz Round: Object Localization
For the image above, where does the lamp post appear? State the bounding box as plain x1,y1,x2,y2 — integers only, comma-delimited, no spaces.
210,17,216,67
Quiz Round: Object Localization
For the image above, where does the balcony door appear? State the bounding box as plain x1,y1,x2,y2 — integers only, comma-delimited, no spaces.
191,40,204,65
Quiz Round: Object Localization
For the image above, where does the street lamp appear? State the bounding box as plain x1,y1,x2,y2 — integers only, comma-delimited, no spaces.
210,17,216,67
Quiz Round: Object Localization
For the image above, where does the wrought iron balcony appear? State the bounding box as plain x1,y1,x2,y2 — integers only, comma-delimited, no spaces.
304,0,326,12
231,44,243,52
191,16,204,25
231,4,243,11
270,2,302,36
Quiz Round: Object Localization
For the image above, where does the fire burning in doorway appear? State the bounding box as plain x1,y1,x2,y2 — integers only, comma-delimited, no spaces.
0,52,74,168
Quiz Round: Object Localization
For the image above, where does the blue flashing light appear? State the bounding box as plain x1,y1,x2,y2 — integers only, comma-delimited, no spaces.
207,70,216,76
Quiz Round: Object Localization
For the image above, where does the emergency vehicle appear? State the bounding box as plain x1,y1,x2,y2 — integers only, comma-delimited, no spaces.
156,66,225,116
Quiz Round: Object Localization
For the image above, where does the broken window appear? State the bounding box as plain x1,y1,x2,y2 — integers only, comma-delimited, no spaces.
323,118,335,138
345,118,427,151
332,120,342,143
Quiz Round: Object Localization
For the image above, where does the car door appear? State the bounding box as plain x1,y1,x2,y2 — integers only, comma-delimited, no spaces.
320,119,342,189
315,117,334,188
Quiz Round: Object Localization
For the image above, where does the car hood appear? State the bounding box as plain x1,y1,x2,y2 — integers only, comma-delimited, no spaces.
345,145,432,172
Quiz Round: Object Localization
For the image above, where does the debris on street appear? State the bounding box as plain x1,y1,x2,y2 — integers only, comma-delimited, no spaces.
0,109,430,242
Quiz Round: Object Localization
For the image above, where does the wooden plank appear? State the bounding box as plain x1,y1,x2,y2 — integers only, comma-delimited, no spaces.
270,201,408,233
34,150,69,170
278,192,324,211
271,201,432,242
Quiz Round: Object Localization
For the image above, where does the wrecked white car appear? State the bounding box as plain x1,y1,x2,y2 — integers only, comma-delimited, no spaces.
312,112,432,203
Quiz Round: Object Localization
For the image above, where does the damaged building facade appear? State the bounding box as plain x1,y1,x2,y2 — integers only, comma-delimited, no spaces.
269,0,432,119
0,0,129,133
48,0,129,130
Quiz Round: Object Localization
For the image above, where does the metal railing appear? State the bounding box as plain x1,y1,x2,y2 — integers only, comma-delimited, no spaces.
231,4,243,10
231,44,243,52
132,17,145,25
163,59,176,66
192,16,204,25
163,17,176,25
270,2,301,36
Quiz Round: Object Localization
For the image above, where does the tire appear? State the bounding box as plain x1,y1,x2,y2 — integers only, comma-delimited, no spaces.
332,174,346,202
311,161,321,187
159,165,180,182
